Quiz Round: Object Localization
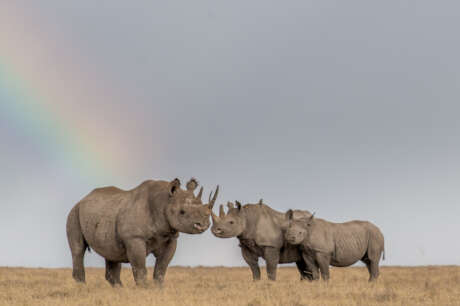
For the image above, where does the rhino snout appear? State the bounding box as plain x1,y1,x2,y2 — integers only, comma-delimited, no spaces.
193,222,208,232
212,227,223,235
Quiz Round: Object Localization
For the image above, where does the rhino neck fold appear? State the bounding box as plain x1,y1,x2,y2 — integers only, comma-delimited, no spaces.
147,187,177,235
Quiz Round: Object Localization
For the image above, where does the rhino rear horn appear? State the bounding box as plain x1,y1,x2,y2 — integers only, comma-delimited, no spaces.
196,187,203,200
227,202,235,209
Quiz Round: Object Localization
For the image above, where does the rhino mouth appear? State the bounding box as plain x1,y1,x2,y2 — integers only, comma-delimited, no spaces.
212,229,229,238
193,223,208,232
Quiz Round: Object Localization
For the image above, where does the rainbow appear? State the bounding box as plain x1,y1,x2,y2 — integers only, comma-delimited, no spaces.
0,4,145,183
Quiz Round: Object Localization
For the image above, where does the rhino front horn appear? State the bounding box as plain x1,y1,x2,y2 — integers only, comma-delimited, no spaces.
207,185,219,209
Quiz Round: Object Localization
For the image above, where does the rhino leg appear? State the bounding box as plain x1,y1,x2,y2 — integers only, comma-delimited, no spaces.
315,253,330,281
263,247,280,281
153,239,177,285
296,261,310,281
365,235,383,282
300,253,320,281
125,238,147,286
66,205,87,283
362,255,380,282
241,247,260,281
105,260,122,287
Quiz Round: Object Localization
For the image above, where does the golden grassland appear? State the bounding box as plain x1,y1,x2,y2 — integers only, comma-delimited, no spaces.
0,266,459,306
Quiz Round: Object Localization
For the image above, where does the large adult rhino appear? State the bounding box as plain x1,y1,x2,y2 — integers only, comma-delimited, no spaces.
66,178,219,286
210,200,313,281
285,210,385,282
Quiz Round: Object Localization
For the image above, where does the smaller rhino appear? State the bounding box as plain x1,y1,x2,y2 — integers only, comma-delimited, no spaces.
285,210,385,282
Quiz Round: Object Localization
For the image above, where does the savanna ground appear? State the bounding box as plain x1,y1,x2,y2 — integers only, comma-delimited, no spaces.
0,266,459,306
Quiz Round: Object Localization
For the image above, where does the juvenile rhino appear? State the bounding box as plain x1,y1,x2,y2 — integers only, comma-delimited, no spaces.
285,210,385,282
211,200,313,281
66,178,219,286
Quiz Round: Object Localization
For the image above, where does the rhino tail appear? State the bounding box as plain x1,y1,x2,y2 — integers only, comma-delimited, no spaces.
382,247,385,261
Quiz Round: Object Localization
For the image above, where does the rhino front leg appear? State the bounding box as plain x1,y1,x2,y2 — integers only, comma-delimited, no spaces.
105,260,122,287
241,247,260,281
264,247,280,281
125,238,148,286
301,253,320,281
153,239,177,285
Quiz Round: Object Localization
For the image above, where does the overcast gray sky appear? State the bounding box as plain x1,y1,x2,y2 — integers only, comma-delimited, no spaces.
1,1,459,268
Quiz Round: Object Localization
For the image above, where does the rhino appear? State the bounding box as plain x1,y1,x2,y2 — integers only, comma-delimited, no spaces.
66,178,219,286
285,210,385,282
210,200,313,281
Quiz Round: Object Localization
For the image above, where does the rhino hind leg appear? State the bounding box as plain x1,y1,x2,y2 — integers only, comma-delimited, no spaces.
105,260,122,287
361,252,380,282
66,205,88,283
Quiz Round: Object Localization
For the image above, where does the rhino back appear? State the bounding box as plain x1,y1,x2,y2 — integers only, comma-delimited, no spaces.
242,204,286,249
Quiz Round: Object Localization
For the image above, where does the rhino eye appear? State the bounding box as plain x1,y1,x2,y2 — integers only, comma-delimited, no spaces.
229,220,234,225
180,209,185,215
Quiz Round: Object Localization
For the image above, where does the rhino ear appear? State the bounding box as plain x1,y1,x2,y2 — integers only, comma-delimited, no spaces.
186,177,198,191
307,213,315,226
286,209,294,221
235,201,242,210
169,178,181,196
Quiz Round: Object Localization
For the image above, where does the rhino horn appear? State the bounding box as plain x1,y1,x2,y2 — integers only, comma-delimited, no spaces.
227,202,235,209
219,204,225,218
211,209,219,223
196,187,203,200
207,185,219,209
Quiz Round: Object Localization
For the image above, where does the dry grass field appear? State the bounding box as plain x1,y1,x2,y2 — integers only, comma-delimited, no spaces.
0,266,459,306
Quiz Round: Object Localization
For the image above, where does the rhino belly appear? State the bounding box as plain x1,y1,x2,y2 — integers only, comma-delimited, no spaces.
79,202,127,262
330,238,367,267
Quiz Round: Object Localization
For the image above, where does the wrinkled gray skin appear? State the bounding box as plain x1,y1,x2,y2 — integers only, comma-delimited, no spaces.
66,178,219,286
285,210,385,282
211,200,313,281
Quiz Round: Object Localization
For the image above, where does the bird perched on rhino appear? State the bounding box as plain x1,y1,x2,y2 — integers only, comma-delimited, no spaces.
66,178,219,287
